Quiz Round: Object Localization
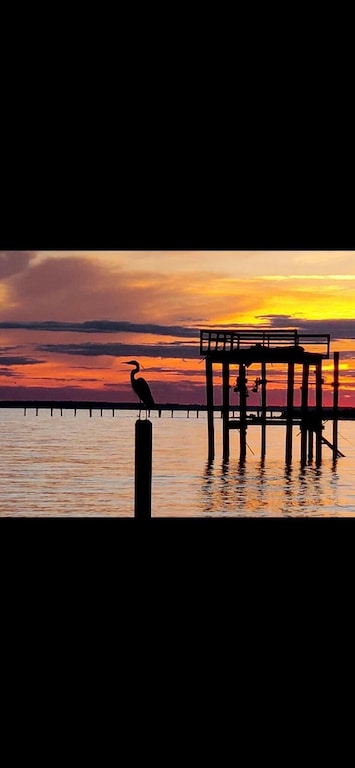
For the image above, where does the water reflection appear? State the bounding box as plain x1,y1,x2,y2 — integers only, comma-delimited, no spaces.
200,452,345,517
1,409,354,516
201,456,270,516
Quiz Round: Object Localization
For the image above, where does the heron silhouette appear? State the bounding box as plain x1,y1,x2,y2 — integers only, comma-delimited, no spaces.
124,360,155,418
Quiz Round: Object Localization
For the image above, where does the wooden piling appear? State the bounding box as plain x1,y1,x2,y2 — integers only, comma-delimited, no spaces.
135,419,152,519
222,360,230,461
261,362,267,458
206,358,214,462
333,352,339,460
300,362,309,465
308,428,314,461
285,361,294,464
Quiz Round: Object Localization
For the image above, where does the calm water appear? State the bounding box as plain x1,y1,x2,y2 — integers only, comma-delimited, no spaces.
0,408,355,516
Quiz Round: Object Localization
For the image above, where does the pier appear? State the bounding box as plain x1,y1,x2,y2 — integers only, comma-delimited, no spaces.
200,328,342,464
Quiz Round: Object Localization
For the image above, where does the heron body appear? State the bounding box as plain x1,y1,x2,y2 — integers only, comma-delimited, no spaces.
124,360,155,410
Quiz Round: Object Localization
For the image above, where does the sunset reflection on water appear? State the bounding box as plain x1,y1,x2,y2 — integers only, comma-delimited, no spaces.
0,409,354,516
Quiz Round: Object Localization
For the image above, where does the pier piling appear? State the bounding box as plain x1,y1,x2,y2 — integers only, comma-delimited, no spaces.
333,352,339,461
135,419,152,519
261,362,267,458
206,357,214,462
285,361,294,464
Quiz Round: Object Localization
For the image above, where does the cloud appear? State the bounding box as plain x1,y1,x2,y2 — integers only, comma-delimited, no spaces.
0,253,268,326
0,368,21,378
35,342,201,359
0,251,35,279
256,315,355,339
0,355,45,366
0,320,199,337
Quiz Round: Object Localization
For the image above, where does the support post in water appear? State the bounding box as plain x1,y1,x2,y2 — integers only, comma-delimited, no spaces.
333,351,339,461
285,361,294,464
206,357,214,463
135,419,152,518
261,361,267,458
222,359,230,461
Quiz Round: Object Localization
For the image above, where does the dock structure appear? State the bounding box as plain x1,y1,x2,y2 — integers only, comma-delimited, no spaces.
200,328,341,464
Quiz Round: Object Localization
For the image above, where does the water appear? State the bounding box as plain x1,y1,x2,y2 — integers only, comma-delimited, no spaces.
0,408,354,516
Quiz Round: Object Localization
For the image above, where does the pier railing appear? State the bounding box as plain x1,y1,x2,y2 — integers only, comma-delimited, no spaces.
200,329,330,358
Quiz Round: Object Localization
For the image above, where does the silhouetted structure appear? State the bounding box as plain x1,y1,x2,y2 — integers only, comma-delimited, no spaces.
200,328,342,465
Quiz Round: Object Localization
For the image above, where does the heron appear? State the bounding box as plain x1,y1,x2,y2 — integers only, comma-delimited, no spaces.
124,360,155,418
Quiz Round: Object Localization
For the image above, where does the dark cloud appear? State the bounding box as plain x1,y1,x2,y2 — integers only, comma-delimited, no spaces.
256,315,355,339
0,255,200,325
0,320,199,337
0,251,35,279
35,342,200,360
0,355,45,366
0,368,21,378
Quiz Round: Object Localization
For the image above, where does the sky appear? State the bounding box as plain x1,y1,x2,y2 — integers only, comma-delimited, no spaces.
1,250,355,406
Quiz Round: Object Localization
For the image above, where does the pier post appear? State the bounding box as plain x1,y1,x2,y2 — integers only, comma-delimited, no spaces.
239,363,247,460
135,419,152,519
206,358,214,462
261,362,267,458
285,361,294,464
222,360,230,461
315,362,323,464
308,428,314,461
300,362,309,465
333,352,339,460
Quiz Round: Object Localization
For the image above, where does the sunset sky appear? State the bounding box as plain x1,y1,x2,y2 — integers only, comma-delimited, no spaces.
1,250,355,406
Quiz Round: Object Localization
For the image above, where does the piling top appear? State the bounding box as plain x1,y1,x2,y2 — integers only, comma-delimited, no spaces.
200,329,330,363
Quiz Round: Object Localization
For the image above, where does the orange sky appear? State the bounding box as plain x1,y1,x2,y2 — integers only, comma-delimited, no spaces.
1,250,355,405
